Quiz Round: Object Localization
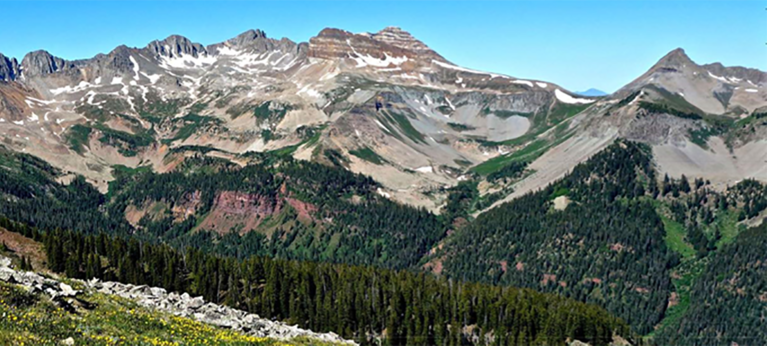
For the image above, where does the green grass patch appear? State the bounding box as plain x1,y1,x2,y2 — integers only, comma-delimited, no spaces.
68,123,154,157
162,114,222,144
643,85,706,116
687,127,718,148
447,122,475,132
111,164,152,177
65,124,93,154
550,186,570,199
94,124,154,157
548,102,591,123
380,110,426,144
349,146,385,165
647,258,707,338
710,209,744,247
658,211,696,260
482,108,534,119
263,125,326,158
471,123,574,176
253,101,292,123
138,97,190,121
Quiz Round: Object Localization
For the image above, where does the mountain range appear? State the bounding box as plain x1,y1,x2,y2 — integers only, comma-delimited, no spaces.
1,27,765,212
1,26,767,345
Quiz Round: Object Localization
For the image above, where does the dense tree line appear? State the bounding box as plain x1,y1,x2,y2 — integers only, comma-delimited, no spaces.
663,177,766,257
437,141,675,334
0,217,631,346
4,139,767,342
0,146,129,234
441,181,479,225
486,162,528,183
107,155,445,269
0,147,444,270
654,222,767,345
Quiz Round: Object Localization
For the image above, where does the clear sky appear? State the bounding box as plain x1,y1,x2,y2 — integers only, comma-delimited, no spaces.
1,1,763,93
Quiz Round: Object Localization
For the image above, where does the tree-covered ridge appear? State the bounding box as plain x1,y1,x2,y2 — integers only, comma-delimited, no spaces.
436,141,674,334
654,221,767,346
0,146,129,235
643,176,767,341
5,220,631,346
0,145,443,270
106,155,444,269
4,141,767,343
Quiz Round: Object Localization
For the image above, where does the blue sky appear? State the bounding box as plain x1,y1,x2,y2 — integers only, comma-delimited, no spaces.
1,1,763,92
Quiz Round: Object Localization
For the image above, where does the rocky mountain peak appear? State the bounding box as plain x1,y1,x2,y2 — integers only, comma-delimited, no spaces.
144,35,207,59
0,53,20,81
207,28,302,56
372,26,424,49
103,45,137,73
228,29,267,46
217,29,277,52
371,26,446,61
309,26,442,65
651,47,694,71
20,50,72,77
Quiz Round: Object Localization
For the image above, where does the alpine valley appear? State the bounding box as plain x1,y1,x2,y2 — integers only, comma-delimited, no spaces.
1,26,766,346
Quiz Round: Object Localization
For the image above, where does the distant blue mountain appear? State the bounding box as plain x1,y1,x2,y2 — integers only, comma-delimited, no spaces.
575,88,609,97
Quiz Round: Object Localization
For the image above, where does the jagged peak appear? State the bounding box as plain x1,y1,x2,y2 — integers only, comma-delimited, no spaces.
109,44,133,55
207,28,301,55
144,34,207,59
0,53,20,81
20,50,71,77
0,52,18,62
219,29,270,49
371,26,446,62
229,29,267,44
652,47,694,70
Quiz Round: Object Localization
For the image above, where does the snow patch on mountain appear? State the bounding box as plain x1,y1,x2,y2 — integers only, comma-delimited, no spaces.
129,56,140,80
707,71,730,83
555,89,595,104
415,166,433,173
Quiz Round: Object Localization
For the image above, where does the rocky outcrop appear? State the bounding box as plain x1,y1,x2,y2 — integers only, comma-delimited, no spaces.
20,50,74,77
308,28,416,63
0,257,79,299
370,26,446,62
0,53,20,81
87,279,354,344
0,256,355,345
